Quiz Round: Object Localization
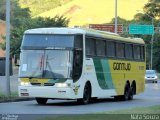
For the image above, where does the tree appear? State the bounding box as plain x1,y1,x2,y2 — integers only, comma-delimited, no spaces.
110,16,130,26
30,15,69,28
0,0,70,58
143,0,160,71
0,0,6,20
131,0,160,71
108,0,160,71
109,16,131,37
144,0,160,20
0,0,31,26
0,15,70,57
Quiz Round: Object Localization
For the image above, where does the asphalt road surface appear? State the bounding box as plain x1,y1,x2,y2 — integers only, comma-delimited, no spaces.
0,82,160,115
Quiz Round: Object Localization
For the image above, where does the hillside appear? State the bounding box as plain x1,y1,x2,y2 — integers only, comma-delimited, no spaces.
37,0,148,27
18,0,74,17
19,0,148,27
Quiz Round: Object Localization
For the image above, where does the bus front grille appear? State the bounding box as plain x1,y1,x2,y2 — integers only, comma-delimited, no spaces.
31,83,55,86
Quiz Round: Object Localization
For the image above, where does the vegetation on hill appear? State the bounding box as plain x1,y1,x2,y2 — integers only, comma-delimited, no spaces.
19,0,74,17
36,0,148,27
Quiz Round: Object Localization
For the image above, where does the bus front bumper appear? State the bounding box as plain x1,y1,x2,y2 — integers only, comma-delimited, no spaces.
18,86,76,99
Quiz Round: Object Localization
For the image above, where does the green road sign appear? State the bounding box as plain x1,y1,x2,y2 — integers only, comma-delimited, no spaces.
129,24,154,35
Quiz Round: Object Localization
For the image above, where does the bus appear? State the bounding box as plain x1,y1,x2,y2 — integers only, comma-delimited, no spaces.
18,27,146,104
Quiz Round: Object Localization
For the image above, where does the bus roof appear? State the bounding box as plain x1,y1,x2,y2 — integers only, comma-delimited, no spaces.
24,27,145,44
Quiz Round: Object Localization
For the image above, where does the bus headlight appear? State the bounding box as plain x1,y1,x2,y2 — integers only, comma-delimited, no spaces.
155,76,158,79
20,82,30,86
55,83,71,87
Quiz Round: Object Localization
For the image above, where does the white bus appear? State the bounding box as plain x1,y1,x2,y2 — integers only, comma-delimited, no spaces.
18,28,146,104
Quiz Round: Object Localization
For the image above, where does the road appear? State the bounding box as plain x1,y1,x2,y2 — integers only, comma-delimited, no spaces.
0,82,160,115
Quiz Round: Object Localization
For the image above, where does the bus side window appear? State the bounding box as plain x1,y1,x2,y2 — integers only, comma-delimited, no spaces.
107,41,116,58
133,45,141,60
140,46,145,60
73,50,83,81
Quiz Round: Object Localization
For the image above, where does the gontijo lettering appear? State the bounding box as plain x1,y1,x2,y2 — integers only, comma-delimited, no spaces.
113,62,131,71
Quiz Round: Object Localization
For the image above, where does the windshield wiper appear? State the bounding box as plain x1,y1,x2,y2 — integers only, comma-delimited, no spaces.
40,55,44,71
42,54,55,78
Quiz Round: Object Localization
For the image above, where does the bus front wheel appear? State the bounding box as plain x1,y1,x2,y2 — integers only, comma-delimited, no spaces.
77,83,91,104
36,98,48,105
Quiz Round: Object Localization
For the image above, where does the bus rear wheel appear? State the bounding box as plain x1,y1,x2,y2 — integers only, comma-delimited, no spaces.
36,98,48,105
77,83,91,104
123,83,130,101
128,87,133,100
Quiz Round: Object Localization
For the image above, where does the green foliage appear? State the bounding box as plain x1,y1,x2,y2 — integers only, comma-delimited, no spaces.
110,16,130,26
0,0,6,20
109,16,131,37
30,15,69,28
1,15,69,57
0,0,31,26
140,0,160,71
108,0,160,71
1,0,159,72
131,1,160,71
144,0,160,19
0,1,70,57
18,0,74,17
152,33,160,71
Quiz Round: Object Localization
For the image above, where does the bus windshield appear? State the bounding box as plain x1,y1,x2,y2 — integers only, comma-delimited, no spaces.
21,34,74,49
19,50,72,79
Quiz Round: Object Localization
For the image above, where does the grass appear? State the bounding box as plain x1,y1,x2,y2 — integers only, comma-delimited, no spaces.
39,115,128,120
38,105,160,120
0,92,19,102
104,105,160,114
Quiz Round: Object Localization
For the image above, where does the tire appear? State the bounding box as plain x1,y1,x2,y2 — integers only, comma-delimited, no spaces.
36,98,48,105
123,83,130,101
77,83,91,105
132,83,136,95
128,87,133,100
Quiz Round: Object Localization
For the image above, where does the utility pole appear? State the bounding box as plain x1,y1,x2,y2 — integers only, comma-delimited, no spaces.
115,0,118,33
5,0,11,96
150,18,154,70
144,13,154,70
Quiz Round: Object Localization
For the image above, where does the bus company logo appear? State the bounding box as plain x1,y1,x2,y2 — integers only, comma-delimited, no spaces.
73,85,80,95
113,62,131,71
